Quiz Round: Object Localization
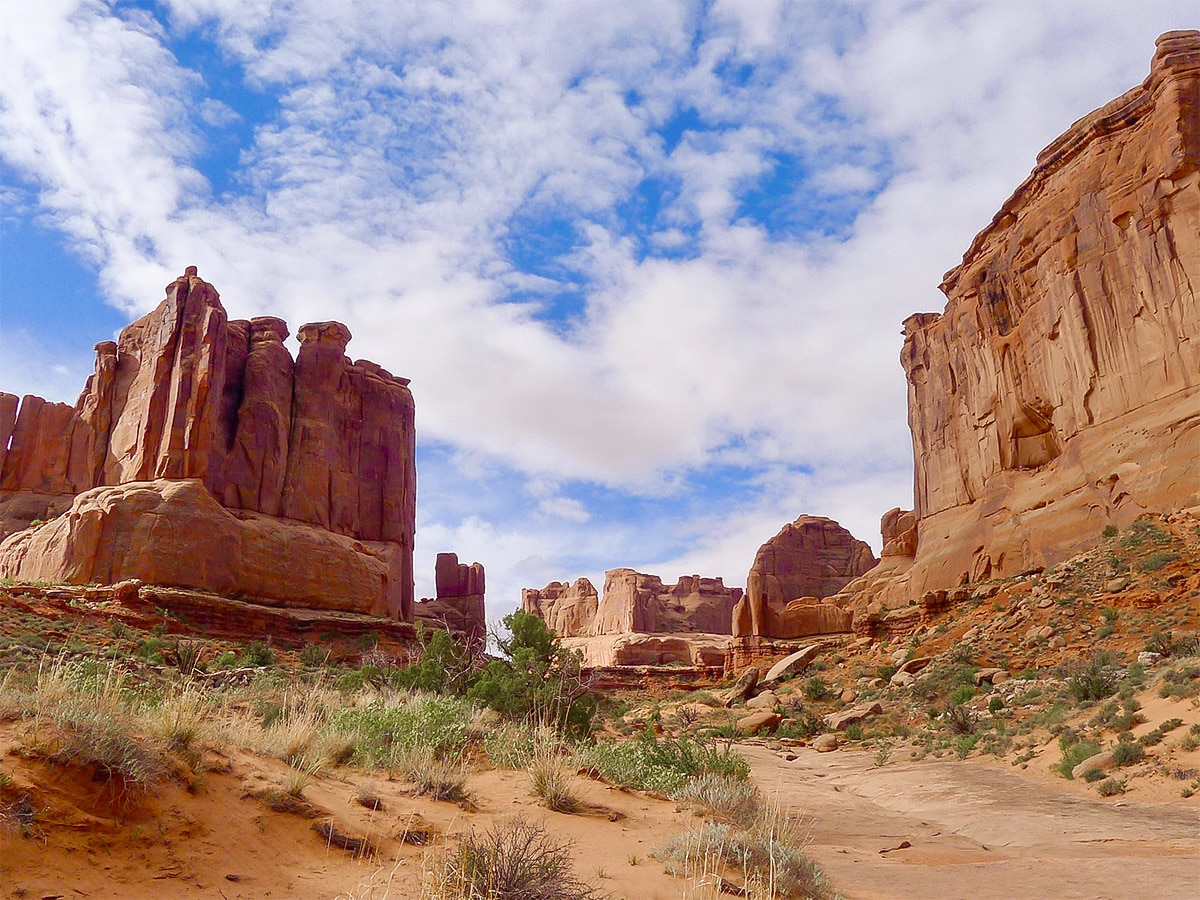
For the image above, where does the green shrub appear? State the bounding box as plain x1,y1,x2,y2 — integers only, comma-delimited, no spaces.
671,773,760,826
1137,552,1180,573
467,611,595,739
240,641,275,667
1096,777,1125,797
1111,740,1144,766
391,629,472,695
330,694,473,767
949,684,975,705
578,729,748,794
1054,735,1101,779
1101,524,1119,539
802,676,831,702
1066,653,1118,703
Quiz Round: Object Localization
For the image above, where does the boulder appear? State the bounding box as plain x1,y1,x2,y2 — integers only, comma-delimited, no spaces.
736,710,781,736
812,733,839,752
762,644,820,684
826,702,883,731
745,690,780,710
896,656,931,676
889,670,916,687
1072,750,1118,781
724,667,760,707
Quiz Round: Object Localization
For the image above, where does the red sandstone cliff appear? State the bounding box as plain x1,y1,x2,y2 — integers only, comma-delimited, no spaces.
848,31,1200,611
0,268,417,618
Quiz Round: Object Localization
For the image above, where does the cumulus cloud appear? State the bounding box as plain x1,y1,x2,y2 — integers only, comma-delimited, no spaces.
1,0,1193,611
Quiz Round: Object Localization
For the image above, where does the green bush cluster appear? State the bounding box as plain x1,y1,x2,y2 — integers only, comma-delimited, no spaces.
579,728,749,794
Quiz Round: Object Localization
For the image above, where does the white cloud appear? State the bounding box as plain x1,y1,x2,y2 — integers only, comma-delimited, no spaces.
2,1,1195,615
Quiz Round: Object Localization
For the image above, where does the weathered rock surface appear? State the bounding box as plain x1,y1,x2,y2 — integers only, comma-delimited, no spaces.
826,702,883,732
732,516,873,640
0,269,417,618
523,569,740,642
762,644,820,684
559,632,729,668
737,710,781,736
725,667,761,707
850,32,1200,610
0,480,407,616
414,552,486,644
594,569,740,635
521,578,599,638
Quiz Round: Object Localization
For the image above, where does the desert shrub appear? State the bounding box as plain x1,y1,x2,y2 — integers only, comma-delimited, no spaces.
987,696,1004,714
1159,664,1200,699
776,707,824,740
391,629,473,696
1137,552,1180,574
671,773,760,826
1138,718,1184,747
150,686,207,754
433,817,602,900
652,814,833,899
1102,524,1119,539
1082,767,1105,783
1066,653,1119,703
331,693,472,768
1096,778,1126,797
802,676,831,702
396,746,470,803
1111,740,1144,766
955,734,980,759
945,705,977,735
467,612,595,739
1054,733,1101,780
212,650,238,669
24,658,164,792
527,750,582,813
578,729,748,794
483,723,541,769
240,641,275,667
949,685,975,706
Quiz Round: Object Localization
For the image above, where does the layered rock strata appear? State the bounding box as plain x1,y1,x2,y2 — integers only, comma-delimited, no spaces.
732,515,875,639
522,569,741,638
853,31,1200,610
414,552,487,645
0,268,416,618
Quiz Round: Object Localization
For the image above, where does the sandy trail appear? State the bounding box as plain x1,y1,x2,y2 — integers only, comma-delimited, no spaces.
744,745,1199,900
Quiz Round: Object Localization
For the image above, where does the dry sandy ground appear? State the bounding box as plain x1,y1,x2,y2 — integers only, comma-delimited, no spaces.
745,744,1199,900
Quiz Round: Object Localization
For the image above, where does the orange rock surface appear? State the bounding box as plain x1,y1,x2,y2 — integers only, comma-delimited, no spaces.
851,31,1200,610
0,268,417,618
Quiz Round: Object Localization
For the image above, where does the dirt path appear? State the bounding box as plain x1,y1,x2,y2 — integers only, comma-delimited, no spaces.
743,745,1199,900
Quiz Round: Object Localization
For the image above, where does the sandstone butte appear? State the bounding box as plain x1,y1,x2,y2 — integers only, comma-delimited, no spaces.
523,569,742,666
0,268,419,621
833,30,1200,620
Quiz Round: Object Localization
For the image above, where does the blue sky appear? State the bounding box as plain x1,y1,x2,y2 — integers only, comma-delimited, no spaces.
1,1,1194,617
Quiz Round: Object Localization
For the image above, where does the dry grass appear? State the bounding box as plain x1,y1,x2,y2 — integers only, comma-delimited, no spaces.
527,749,582,813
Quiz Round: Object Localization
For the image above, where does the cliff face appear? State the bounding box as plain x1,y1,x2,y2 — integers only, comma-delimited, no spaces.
893,31,1200,600
0,268,416,618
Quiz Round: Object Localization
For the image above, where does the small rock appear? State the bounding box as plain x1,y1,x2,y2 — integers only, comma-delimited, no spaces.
737,710,781,736
991,671,1010,685
963,626,980,642
865,677,885,689
890,670,916,687
745,690,780,710
1106,577,1130,593
1048,636,1066,650
1038,596,1055,609
840,688,858,704
813,734,839,752
890,649,909,665
973,667,1003,686
1137,651,1163,666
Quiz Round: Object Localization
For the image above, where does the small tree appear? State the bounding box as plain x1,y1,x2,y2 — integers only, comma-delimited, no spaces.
391,629,474,695
468,611,596,738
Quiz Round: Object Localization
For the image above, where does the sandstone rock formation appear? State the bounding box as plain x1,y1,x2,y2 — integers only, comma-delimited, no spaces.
731,515,874,639
559,632,729,668
522,569,741,639
847,31,1200,611
414,552,486,645
0,268,417,619
521,578,599,638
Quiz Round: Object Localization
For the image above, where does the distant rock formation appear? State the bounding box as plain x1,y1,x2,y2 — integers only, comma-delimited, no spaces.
849,31,1200,611
731,515,874,639
0,268,416,619
521,578,599,638
414,552,487,645
522,569,741,639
